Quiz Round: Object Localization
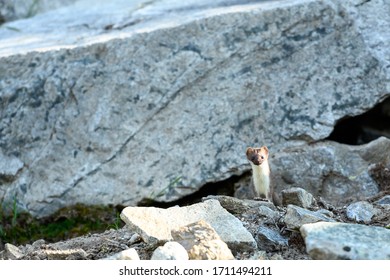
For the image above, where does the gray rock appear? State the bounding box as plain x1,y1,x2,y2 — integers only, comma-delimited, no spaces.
257,205,281,221
172,220,234,260
4,243,24,260
256,226,288,252
0,151,24,181
284,205,335,229
281,187,315,208
120,199,257,253
300,222,390,260
44,248,88,260
346,201,377,223
151,241,189,260
0,0,389,218
249,250,268,260
129,233,142,244
375,195,390,205
272,138,390,207
103,248,140,260
0,0,78,22
203,195,276,215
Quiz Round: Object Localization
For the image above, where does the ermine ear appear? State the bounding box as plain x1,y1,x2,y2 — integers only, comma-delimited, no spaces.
261,146,269,157
246,147,253,157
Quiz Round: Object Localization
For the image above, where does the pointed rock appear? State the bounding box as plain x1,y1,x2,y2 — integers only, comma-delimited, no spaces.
172,220,234,260
281,187,315,208
4,243,24,260
284,205,335,229
256,226,288,252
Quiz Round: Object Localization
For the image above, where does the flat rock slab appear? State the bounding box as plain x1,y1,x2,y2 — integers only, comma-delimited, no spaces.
284,205,335,229
300,222,390,260
120,199,257,253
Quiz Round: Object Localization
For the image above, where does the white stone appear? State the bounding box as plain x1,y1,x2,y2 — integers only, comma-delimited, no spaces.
151,242,188,260
103,248,140,260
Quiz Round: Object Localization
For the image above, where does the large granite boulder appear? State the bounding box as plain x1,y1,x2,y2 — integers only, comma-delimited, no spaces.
0,0,389,217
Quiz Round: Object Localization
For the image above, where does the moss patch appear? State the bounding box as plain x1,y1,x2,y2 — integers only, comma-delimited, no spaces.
0,204,124,246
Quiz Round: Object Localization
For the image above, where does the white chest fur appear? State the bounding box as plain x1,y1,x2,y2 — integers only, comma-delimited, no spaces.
250,161,270,199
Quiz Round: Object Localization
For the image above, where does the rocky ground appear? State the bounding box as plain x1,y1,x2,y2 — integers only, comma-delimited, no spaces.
1,188,389,260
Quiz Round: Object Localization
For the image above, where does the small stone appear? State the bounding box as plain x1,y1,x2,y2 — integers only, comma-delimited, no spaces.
300,222,390,260
269,254,284,260
129,233,142,244
32,239,46,248
203,195,276,214
103,248,140,260
249,251,267,260
151,242,188,260
45,248,88,260
257,205,280,221
281,187,315,208
284,205,335,229
172,220,234,260
4,243,24,260
375,195,390,205
256,226,288,251
346,201,377,223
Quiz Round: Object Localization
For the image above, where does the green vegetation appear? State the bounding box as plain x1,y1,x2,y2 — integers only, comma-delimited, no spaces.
0,201,124,246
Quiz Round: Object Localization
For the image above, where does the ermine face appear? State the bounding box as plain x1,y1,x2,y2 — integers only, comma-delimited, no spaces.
246,146,269,166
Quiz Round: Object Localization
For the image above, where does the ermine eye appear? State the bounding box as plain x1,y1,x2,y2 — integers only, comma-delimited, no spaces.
260,156,264,160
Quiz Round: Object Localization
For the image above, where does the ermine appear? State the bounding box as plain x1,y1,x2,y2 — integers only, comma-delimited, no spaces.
246,146,272,202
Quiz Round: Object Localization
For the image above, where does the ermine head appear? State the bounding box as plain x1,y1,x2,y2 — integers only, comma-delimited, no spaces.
246,146,269,166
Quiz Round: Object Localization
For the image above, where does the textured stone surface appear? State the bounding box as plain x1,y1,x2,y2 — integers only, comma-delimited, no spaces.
255,226,288,252
203,195,276,215
151,241,188,260
3,243,24,260
103,248,140,260
281,187,315,208
120,199,257,252
284,205,335,229
300,222,390,260
0,0,389,217
346,201,377,223
375,195,390,205
45,248,88,260
272,137,390,206
0,151,24,181
0,0,78,22
171,220,234,260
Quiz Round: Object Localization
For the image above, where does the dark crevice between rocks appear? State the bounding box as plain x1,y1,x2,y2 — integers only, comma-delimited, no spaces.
326,97,390,145
137,172,250,208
